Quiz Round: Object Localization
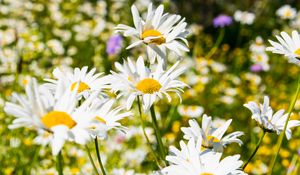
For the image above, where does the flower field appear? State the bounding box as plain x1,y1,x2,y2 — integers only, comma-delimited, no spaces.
1,0,300,175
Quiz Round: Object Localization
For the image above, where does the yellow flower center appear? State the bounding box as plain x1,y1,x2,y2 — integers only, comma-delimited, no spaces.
136,78,162,94
70,82,90,93
284,10,292,17
95,116,106,124
257,55,263,61
22,79,29,85
207,135,220,142
200,173,214,175
141,29,166,45
201,135,220,149
41,111,76,129
294,48,300,56
191,106,197,111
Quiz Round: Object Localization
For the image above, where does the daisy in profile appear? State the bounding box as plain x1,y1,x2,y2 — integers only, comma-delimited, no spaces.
4,78,99,155
115,4,189,64
45,66,110,97
266,30,300,65
86,98,132,139
181,115,243,152
162,138,246,175
109,56,187,111
244,96,300,139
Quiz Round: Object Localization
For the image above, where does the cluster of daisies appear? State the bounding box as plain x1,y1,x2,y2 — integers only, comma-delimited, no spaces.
4,2,300,175
4,2,189,171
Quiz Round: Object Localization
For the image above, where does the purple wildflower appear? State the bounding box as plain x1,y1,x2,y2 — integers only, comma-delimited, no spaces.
106,35,122,55
213,14,233,28
250,64,263,72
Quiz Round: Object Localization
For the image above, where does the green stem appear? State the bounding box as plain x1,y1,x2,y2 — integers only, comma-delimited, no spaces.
268,77,300,175
85,145,100,175
137,97,162,167
27,146,41,174
94,137,107,175
150,105,166,162
205,28,225,59
56,151,64,175
242,130,266,170
163,105,177,130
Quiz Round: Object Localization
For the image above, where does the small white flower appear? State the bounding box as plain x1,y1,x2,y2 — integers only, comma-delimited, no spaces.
177,105,204,118
45,66,109,98
250,36,266,53
86,98,132,139
244,96,300,139
115,4,189,64
109,56,187,111
162,138,246,175
47,39,65,55
266,30,300,65
181,115,243,152
276,5,297,20
234,10,255,25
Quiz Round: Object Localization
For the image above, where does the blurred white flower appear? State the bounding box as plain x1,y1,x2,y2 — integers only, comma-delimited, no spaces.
0,29,16,46
276,5,297,20
10,137,21,148
250,36,266,53
177,105,204,118
234,10,255,25
47,39,65,55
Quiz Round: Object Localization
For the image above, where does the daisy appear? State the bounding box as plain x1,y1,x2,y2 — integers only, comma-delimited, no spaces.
243,96,300,139
250,53,270,71
115,3,189,64
266,30,300,65
85,98,132,139
162,138,246,175
4,78,99,155
181,115,243,152
109,56,187,111
45,66,110,97
276,5,297,20
250,36,266,54
177,105,204,118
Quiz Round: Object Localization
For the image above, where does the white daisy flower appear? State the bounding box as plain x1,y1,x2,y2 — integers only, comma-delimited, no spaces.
109,56,187,111
86,98,132,139
276,5,297,20
234,10,255,25
177,105,204,118
266,30,300,65
162,139,246,175
181,115,243,152
45,66,110,98
250,36,266,53
4,78,99,155
243,96,300,139
115,3,189,64
251,53,270,71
